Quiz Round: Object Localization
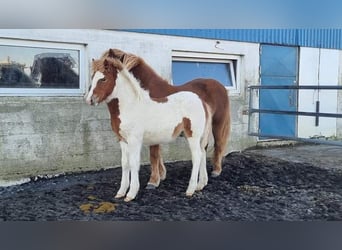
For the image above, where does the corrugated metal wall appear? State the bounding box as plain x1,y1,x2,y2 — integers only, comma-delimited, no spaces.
126,29,342,50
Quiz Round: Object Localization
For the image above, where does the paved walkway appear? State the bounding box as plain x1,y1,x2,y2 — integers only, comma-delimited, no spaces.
248,144,342,170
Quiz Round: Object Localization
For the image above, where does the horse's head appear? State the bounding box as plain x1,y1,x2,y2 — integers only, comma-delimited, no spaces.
86,58,123,106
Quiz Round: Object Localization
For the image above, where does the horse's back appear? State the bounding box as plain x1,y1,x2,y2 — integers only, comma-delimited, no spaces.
141,91,205,145
178,78,228,106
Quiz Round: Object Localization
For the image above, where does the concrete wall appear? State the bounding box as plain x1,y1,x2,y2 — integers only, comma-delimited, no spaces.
0,29,260,185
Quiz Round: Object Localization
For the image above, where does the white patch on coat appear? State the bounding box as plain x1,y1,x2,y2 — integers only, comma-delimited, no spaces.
111,68,206,145
105,68,143,104
86,71,104,105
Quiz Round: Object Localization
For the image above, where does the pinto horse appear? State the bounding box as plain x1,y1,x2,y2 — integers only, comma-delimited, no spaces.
100,48,231,188
86,58,211,202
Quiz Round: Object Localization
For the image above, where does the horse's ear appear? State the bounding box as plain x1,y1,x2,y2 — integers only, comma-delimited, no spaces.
111,48,126,61
103,59,110,71
108,49,115,58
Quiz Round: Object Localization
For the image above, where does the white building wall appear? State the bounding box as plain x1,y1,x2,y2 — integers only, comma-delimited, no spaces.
298,47,339,139
0,29,259,184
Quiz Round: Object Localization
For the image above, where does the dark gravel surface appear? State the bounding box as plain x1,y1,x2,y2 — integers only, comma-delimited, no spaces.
1,151,341,221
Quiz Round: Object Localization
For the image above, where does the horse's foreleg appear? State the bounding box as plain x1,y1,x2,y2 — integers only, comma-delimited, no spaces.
186,138,202,196
115,142,130,199
125,142,142,202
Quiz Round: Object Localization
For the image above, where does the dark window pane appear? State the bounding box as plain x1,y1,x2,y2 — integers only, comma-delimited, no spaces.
0,45,79,89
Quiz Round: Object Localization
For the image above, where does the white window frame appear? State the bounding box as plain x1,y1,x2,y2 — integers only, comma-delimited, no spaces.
172,50,241,94
0,38,86,96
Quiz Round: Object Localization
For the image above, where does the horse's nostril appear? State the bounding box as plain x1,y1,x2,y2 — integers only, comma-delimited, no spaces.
91,95,99,106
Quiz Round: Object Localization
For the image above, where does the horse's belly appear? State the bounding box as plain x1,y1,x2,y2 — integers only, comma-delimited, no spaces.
142,129,174,145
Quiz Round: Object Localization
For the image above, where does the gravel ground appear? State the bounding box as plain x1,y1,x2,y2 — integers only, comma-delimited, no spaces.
0,151,341,221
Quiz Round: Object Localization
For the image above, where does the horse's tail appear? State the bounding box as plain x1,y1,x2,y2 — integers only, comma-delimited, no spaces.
222,92,231,152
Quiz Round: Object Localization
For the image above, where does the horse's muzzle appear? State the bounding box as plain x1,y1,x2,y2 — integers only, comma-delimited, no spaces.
85,94,96,106
87,95,99,106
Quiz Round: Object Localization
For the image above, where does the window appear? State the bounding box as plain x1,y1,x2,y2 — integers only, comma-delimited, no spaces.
0,39,85,96
172,51,240,93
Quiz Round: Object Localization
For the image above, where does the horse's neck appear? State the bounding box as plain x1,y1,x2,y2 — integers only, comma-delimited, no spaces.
115,69,148,108
132,64,176,97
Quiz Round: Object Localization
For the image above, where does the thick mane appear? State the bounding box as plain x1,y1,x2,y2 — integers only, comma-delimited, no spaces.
92,57,124,72
102,48,170,90
103,48,149,72
91,58,106,73
122,54,142,71
104,57,145,101
102,48,126,61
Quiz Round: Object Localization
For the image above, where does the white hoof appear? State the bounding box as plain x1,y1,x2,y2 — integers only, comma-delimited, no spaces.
186,191,194,197
115,193,125,199
124,196,134,202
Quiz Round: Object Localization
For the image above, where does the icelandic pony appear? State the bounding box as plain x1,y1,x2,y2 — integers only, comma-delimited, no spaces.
86,58,211,202
101,49,231,188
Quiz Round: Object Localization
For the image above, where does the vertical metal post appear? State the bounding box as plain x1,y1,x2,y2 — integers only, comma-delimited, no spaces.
315,101,320,127
248,87,253,135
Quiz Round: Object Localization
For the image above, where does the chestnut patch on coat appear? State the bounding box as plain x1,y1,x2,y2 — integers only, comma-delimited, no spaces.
107,98,126,142
172,117,193,138
151,97,168,103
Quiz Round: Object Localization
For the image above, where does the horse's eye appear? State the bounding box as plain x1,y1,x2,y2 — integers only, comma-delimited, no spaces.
99,78,105,82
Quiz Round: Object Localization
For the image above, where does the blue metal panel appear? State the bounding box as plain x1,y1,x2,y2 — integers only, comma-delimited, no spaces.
260,45,298,77
259,45,298,137
125,29,342,50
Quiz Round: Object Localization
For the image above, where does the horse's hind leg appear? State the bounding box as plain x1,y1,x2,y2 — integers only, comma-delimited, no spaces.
211,110,230,177
146,145,166,189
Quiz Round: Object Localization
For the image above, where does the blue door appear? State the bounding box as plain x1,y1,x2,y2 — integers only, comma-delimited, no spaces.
259,45,298,137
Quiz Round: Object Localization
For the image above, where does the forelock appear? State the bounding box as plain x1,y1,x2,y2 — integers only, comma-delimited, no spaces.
91,58,124,76
101,48,126,61
92,59,106,73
